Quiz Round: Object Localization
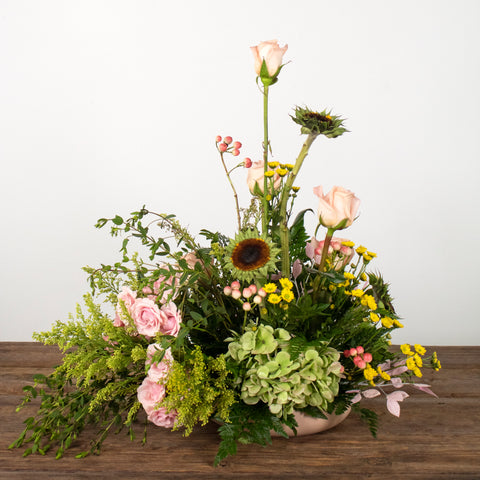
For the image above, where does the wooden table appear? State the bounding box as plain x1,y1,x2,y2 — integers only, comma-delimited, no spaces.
1,343,479,479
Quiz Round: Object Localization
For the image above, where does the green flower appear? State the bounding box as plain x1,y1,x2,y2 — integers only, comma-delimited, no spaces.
291,106,348,138
224,229,280,282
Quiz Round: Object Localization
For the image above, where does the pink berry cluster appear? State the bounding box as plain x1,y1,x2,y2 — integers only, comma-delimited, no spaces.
223,281,266,311
215,135,252,168
343,346,373,369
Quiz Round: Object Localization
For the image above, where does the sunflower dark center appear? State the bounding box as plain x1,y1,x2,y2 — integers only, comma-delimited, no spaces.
231,239,270,271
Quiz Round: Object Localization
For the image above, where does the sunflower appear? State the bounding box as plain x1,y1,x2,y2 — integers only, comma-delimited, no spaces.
291,106,348,138
224,229,280,282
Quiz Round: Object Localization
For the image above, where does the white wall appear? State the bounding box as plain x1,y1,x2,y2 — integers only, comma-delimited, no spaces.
1,0,479,345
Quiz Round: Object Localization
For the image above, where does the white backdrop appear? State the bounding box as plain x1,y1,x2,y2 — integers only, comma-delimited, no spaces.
1,0,479,345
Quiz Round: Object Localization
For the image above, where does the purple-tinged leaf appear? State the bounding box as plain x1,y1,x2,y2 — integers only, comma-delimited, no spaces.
412,384,438,397
391,377,403,388
292,259,302,279
387,366,409,376
386,391,409,417
363,389,381,399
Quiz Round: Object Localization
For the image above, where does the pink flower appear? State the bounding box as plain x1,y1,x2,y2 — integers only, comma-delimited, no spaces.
132,298,164,336
306,236,353,270
147,407,177,428
313,186,360,230
250,39,288,77
137,377,166,415
146,344,173,383
244,157,252,168
159,301,182,336
246,160,281,194
114,286,138,327
143,266,181,304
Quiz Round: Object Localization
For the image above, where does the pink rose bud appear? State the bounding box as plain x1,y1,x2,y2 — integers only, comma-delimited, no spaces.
231,280,241,290
242,287,252,298
233,141,242,149
232,149,240,156
257,288,267,298
350,348,358,357
223,286,232,296
363,353,373,363
249,284,257,294
253,295,262,304
224,136,233,145
356,346,364,354
219,143,228,152
244,157,252,168
232,289,242,300
242,302,252,311
215,135,222,143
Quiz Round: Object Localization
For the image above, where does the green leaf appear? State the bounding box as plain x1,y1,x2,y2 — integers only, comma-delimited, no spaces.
112,215,123,225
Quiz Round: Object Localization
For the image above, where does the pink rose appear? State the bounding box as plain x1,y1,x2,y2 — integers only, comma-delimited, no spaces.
246,160,281,194
250,39,288,76
114,286,137,327
143,266,181,304
147,407,177,428
313,186,360,230
137,377,166,415
132,298,165,336
146,344,173,382
159,302,182,337
306,236,354,270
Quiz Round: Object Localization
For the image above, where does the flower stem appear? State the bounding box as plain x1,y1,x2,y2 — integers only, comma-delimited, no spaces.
317,228,335,273
219,151,242,230
262,85,269,235
279,133,318,276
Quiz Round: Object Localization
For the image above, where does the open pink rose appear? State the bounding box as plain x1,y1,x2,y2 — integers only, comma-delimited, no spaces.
159,302,182,337
147,407,177,428
246,160,281,194
146,344,173,382
250,39,288,76
313,185,360,230
132,298,166,336
137,377,166,415
114,286,137,327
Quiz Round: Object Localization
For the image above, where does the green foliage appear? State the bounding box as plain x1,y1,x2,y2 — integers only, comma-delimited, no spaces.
161,347,235,436
353,405,379,438
214,402,294,467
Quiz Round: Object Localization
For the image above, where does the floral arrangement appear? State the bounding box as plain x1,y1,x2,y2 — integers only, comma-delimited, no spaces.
11,40,441,466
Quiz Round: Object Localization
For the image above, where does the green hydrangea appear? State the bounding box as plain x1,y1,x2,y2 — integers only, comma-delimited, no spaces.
227,324,343,418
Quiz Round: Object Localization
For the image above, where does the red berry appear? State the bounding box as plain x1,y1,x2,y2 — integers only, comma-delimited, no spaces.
219,143,228,152
232,149,240,156
233,141,242,149
224,136,233,145
244,157,252,168
215,135,222,143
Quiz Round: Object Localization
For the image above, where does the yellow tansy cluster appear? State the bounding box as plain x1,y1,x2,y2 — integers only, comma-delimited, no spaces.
265,278,295,306
361,294,377,311
401,343,428,377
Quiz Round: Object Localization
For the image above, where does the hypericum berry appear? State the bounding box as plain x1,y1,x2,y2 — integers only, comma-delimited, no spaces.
215,135,222,143
233,141,242,149
244,157,252,168
253,295,262,304
223,286,232,296
232,149,240,156
242,302,252,311
219,143,228,152
232,289,242,300
224,136,233,145
242,287,252,298
231,280,241,290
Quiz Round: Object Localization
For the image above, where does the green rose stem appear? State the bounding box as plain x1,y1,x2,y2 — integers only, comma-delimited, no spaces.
262,84,270,235
317,227,335,273
219,152,242,230
311,227,335,301
279,132,318,276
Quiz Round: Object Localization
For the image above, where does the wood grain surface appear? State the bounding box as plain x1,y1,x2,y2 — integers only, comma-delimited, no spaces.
1,343,479,479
